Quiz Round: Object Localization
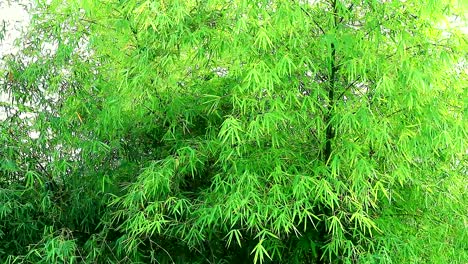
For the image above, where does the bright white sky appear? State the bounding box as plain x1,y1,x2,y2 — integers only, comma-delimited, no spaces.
0,1,31,119
0,1,31,57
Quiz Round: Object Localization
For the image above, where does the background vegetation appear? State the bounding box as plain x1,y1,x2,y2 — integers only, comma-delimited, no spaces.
1,0,467,263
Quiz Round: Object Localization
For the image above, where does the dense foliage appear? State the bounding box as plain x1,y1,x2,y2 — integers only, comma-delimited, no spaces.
1,0,467,263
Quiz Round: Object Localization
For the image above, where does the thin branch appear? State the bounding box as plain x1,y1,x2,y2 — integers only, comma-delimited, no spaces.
296,3,326,35
338,3,354,24
337,76,361,100
386,43,455,59
385,108,406,118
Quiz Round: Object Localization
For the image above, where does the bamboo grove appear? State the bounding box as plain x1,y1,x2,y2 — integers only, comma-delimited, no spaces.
0,0,467,263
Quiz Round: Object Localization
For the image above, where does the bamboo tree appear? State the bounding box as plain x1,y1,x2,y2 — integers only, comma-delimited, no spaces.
1,0,466,263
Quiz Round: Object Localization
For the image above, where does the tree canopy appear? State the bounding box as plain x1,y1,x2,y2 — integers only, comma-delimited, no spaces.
1,0,467,263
